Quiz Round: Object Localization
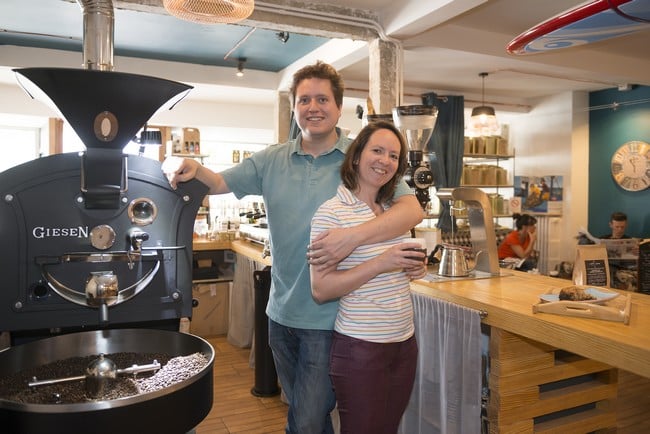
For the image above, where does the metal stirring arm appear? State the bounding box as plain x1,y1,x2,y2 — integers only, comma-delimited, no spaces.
436,187,501,275
28,360,162,388
117,361,161,376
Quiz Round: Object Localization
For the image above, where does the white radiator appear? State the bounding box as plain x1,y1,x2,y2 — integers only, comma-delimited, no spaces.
535,215,562,274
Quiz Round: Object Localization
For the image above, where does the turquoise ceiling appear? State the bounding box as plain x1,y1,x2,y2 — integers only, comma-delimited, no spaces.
0,0,329,71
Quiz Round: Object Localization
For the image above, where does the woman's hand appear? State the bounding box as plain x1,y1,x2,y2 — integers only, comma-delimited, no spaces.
376,241,428,275
310,241,427,303
404,263,428,280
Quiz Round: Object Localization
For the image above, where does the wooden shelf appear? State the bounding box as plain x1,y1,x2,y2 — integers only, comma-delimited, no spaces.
460,184,513,188
463,153,514,160
172,153,209,158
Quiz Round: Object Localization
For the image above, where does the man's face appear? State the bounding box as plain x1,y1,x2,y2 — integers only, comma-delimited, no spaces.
610,220,627,238
293,78,341,141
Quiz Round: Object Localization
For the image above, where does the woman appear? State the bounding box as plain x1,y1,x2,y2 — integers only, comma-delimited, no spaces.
310,121,426,434
498,213,538,271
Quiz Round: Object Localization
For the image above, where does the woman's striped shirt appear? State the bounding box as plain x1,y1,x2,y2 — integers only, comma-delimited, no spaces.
311,184,414,343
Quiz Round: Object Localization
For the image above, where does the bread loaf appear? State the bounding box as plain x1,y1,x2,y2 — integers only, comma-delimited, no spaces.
559,286,596,301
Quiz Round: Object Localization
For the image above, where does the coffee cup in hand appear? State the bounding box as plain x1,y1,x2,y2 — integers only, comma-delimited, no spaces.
405,238,427,263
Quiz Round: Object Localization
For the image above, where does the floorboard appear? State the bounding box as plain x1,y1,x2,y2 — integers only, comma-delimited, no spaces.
195,336,650,433
194,335,286,434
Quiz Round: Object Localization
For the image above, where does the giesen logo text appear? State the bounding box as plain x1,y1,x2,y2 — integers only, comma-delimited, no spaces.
32,226,89,239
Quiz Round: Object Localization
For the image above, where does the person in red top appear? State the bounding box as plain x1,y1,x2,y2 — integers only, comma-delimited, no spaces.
498,213,538,271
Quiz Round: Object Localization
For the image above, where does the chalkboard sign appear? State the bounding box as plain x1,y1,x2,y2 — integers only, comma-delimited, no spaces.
638,240,650,294
585,259,608,287
573,245,610,287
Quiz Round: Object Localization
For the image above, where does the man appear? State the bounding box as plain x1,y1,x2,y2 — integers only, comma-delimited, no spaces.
163,61,422,433
601,211,629,239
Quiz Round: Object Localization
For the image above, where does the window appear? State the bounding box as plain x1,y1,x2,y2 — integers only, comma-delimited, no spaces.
63,124,161,160
0,125,40,173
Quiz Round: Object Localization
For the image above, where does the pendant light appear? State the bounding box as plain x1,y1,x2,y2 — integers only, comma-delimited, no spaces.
469,72,499,136
163,0,254,24
236,57,246,77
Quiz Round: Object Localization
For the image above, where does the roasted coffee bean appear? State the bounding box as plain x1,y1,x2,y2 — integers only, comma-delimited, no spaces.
0,352,208,404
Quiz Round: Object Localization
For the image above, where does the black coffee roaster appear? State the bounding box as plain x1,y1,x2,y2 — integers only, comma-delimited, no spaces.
0,67,214,434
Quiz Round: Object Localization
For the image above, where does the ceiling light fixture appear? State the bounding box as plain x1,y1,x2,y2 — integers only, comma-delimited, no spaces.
469,72,499,136
236,57,246,77
276,31,290,43
163,0,254,24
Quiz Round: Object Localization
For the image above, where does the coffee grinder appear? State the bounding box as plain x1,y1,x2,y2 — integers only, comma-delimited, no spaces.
392,105,439,209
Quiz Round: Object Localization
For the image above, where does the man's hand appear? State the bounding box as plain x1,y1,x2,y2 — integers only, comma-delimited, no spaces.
162,156,200,190
308,228,357,270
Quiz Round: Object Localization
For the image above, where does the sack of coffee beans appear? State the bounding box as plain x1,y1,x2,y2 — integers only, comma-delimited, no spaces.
573,244,610,287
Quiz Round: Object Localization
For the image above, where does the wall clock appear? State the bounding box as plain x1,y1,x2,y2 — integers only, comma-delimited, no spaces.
610,140,650,191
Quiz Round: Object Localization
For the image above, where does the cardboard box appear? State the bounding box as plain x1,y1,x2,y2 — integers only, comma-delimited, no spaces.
183,128,201,142
182,127,200,143
190,282,229,337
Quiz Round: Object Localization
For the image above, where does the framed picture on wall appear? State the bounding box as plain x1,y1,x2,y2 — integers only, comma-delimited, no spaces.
514,175,563,214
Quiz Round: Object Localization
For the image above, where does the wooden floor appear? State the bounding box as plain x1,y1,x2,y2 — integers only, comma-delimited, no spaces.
194,335,287,434
193,335,650,434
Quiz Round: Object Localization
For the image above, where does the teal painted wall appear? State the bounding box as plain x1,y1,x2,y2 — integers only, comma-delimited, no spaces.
588,85,650,238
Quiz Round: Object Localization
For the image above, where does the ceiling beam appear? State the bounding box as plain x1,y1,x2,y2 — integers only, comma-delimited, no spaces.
382,0,487,38
114,0,379,40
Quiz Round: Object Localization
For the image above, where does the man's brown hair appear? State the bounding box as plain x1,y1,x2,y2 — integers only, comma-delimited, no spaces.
289,61,344,108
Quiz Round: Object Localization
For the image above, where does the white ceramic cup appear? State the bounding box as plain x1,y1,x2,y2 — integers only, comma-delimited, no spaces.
410,237,427,249
414,227,440,253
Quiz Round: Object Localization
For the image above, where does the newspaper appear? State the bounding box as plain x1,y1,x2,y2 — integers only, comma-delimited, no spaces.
577,227,639,260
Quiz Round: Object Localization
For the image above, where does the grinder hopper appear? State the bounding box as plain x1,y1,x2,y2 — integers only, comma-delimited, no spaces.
392,105,438,209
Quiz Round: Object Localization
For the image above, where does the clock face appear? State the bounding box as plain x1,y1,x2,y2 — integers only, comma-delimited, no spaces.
610,140,650,192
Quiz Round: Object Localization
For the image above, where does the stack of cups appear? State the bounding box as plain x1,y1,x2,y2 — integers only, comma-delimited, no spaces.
414,227,440,254
408,237,428,262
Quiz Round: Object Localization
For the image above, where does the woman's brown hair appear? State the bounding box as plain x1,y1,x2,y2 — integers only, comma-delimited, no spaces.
512,213,537,230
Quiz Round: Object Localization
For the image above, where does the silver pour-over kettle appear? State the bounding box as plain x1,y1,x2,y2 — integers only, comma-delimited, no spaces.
430,244,485,277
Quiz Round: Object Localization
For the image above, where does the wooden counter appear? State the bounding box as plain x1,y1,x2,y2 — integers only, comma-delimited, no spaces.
192,238,231,251
193,238,271,267
411,271,650,379
412,271,650,433
230,240,272,267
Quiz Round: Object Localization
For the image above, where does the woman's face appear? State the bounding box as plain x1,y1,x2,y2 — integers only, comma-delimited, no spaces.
356,128,401,190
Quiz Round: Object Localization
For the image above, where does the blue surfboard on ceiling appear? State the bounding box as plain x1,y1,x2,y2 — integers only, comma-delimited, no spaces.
507,0,650,55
